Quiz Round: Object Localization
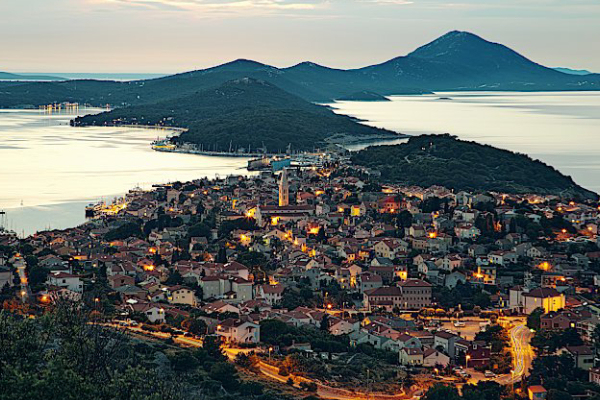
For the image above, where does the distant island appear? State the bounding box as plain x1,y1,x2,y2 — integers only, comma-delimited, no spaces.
351,134,598,200
0,71,65,81
552,67,593,76
337,91,391,102
72,78,403,153
2,31,600,109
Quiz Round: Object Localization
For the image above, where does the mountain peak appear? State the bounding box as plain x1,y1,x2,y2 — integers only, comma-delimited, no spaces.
407,30,491,60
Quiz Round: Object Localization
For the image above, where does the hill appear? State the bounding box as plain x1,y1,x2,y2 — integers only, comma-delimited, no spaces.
351,134,598,200
0,71,65,81
355,31,600,91
72,78,402,153
2,31,600,108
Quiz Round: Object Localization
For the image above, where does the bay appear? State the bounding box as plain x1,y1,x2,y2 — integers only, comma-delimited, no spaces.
0,108,250,235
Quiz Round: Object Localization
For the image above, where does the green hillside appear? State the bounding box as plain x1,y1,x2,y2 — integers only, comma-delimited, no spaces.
351,134,598,199
72,78,401,153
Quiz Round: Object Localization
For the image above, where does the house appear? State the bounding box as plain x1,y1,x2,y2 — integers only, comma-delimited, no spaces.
108,274,135,289
466,344,491,369
359,272,383,293
589,368,600,385
523,287,566,314
423,348,451,368
216,318,260,344
258,284,284,305
434,331,462,358
399,347,424,366
127,301,166,323
0,266,14,290
168,285,198,306
46,272,83,293
561,345,594,370
328,317,360,336
527,386,547,400
445,271,467,289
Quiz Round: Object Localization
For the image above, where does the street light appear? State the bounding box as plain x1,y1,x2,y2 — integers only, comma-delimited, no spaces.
268,346,273,361
465,355,471,369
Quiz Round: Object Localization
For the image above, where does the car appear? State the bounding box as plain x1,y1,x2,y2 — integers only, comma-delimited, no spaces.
454,321,466,327
484,371,496,378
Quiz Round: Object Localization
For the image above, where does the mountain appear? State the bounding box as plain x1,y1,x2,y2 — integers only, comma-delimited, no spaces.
355,31,600,91
0,71,65,81
553,67,592,76
351,134,598,200
2,30,600,108
72,78,402,153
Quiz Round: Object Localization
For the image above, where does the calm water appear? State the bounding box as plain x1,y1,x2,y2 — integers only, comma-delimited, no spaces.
332,91,600,194
0,109,249,235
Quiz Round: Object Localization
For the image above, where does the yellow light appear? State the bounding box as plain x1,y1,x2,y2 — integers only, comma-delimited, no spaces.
327,304,333,310
309,227,320,235
217,325,222,330
41,295,48,303
428,232,437,239
144,264,155,272
271,216,280,225
561,229,567,234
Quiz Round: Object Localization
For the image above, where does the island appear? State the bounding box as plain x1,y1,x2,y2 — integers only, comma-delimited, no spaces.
72,78,404,153
351,134,598,200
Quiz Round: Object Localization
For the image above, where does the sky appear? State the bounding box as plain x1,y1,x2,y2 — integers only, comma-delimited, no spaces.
1,0,599,73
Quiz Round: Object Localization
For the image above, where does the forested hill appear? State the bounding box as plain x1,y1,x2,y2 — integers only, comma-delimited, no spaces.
72,78,401,153
351,134,598,200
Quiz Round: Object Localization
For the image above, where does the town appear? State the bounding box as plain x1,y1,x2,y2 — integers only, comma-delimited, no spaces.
1,160,600,400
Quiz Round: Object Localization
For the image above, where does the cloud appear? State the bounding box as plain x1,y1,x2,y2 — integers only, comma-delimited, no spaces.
359,0,413,4
96,0,325,13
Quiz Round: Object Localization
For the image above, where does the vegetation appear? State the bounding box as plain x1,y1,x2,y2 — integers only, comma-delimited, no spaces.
73,78,399,153
0,304,301,400
352,134,597,199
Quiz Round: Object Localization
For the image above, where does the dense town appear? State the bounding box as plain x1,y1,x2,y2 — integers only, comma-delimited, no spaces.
2,161,600,400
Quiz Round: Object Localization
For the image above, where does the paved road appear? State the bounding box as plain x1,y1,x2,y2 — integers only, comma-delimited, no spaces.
496,324,533,385
106,323,419,399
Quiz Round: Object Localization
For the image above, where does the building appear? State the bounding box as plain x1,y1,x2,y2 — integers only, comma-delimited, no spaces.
523,287,566,314
399,347,424,366
258,284,284,305
561,345,594,370
398,279,432,309
364,279,432,311
168,285,198,306
528,386,547,400
46,272,83,293
278,168,289,207
216,318,260,344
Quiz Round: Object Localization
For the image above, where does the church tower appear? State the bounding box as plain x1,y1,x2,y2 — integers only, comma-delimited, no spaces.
278,168,289,207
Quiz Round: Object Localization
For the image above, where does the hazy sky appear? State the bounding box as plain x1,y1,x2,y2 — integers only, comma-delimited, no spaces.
2,0,599,73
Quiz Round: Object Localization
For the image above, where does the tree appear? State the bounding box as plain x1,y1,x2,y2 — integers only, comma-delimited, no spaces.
209,362,240,391
423,384,461,400
181,318,207,335
527,307,545,330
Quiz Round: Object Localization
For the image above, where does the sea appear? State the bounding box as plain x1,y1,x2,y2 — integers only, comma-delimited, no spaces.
1,91,599,236
0,108,249,235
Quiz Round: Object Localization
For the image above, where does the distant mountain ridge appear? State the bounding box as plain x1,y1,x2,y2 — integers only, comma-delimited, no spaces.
1,30,599,108
552,67,592,76
0,71,65,81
